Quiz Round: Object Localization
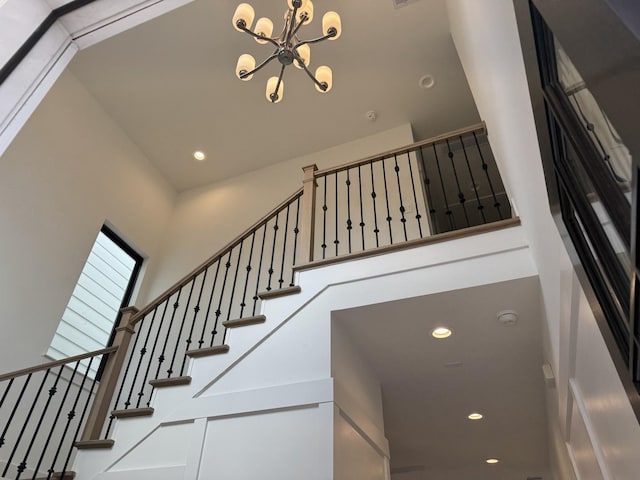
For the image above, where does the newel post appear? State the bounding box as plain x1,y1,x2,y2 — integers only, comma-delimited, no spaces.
297,164,318,265
80,306,139,441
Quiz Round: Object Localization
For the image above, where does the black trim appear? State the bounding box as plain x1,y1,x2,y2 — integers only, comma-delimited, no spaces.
0,0,99,86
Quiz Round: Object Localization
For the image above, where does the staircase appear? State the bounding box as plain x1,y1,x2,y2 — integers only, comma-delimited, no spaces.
0,123,516,479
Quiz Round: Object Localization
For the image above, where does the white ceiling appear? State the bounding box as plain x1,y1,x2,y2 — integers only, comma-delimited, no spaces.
68,0,480,192
333,277,550,480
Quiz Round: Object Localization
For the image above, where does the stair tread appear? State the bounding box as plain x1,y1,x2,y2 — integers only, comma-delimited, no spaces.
74,439,114,450
111,407,154,418
186,344,230,358
34,472,76,480
258,285,301,300
223,315,266,328
149,376,192,387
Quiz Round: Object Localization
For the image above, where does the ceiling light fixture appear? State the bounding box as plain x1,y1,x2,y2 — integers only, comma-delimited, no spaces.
232,1,342,103
431,327,452,339
468,413,483,420
486,458,500,464
193,151,206,161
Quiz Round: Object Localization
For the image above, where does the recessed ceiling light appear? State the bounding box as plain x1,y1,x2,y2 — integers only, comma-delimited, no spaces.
486,458,499,464
193,151,206,161
431,327,452,339
468,413,483,420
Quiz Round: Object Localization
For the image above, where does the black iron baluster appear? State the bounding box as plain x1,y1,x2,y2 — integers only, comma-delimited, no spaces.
381,158,394,244
62,359,99,477
346,169,353,253
168,279,197,378
459,134,487,224
0,377,13,410
393,154,408,242
181,269,208,375
154,288,183,381
407,150,424,238
370,161,380,247
279,204,291,289
358,165,366,250
5,369,49,478
266,213,279,291
1,374,31,455
226,241,245,322
18,366,63,479
473,132,504,220
321,176,328,259
213,251,233,346
199,259,222,348
252,224,268,316
334,172,339,256
433,143,456,231
135,299,170,408
112,313,144,414
446,139,470,228
47,359,92,477
418,146,437,234
290,196,301,287
239,231,256,319
32,362,79,479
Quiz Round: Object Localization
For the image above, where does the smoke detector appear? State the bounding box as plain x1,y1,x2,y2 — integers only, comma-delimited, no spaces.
497,310,518,325
392,0,420,8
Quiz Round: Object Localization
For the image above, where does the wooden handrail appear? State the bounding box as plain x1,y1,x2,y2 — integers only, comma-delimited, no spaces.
131,188,304,323
314,122,487,177
0,346,117,382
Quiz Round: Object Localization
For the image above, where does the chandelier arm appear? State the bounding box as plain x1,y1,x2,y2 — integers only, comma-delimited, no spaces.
237,24,281,49
285,6,299,44
293,32,335,49
288,14,308,41
240,51,279,79
295,55,328,91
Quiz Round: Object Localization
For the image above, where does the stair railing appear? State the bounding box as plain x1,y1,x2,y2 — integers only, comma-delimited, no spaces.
0,346,116,479
0,123,515,476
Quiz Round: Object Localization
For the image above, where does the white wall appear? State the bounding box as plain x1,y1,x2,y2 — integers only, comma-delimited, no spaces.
332,321,388,480
447,1,640,478
143,124,415,303
0,69,175,372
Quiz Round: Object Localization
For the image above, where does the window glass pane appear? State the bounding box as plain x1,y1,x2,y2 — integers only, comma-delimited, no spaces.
47,230,140,378
555,41,632,199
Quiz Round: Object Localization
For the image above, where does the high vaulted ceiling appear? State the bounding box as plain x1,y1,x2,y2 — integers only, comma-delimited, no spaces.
68,0,480,192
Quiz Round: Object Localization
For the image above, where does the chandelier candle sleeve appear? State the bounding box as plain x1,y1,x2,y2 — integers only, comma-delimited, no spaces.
232,0,341,103
232,3,255,31
254,17,274,44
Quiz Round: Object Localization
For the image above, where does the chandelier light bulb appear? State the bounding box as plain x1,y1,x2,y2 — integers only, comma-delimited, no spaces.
315,66,332,93
254,17,273,44
295,44,311,69
232,3,255,31
323,11,341,39
236,54,256,80
297,0,314,24
266,76,284,103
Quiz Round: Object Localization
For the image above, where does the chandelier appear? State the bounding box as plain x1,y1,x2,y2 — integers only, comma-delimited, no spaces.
232,0,342,103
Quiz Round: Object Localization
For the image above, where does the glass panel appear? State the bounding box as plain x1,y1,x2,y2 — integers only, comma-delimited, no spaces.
554,42,632,199
563,136,631,280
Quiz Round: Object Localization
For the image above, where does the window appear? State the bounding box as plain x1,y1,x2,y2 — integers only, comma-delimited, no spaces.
47,225,143,378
